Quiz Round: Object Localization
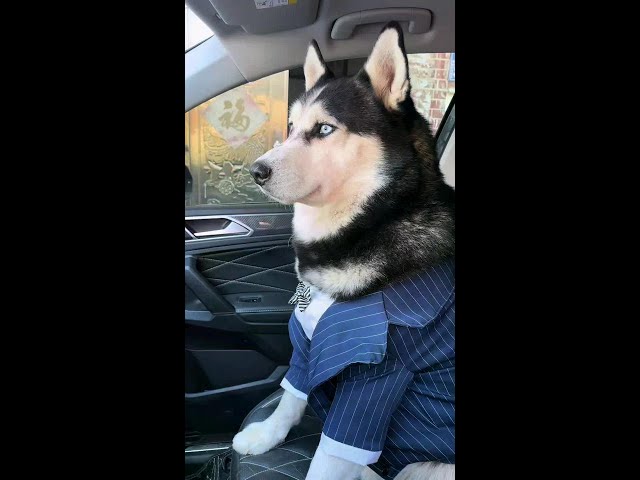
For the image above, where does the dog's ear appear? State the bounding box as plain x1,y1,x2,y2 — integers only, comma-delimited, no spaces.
304,40,333,91
359,22,411,111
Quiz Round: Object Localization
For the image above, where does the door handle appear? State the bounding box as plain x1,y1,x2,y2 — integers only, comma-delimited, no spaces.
192,221,249,238
185,216,252,240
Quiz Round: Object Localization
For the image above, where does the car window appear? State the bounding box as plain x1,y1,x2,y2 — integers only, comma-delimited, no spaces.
185,72,289,207
408,52,455,135
185,4,213,51
185,53,455,207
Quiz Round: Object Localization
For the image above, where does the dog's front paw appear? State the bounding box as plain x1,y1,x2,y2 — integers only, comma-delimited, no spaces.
232,421,287,455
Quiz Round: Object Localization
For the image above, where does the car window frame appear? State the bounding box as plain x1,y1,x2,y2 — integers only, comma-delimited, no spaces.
435,94,455,160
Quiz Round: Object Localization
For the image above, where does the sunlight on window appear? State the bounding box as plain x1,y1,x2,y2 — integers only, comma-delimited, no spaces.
185,4,213,51
185,72,289,206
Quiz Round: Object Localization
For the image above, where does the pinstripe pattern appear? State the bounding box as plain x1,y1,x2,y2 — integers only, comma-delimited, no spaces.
282,258,455,477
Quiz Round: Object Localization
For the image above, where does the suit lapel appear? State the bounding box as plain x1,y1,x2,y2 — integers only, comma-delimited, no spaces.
306,291,389,391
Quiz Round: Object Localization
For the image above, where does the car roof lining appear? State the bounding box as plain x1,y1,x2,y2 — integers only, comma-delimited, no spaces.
185,0,455,110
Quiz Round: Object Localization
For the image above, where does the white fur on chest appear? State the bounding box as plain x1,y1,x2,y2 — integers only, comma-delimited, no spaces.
293,202,358,243
302,262,381,298
295,256,381,299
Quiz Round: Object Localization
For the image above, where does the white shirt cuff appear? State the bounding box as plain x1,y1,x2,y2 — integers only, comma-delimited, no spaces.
280,377,308,401
319,433,382,466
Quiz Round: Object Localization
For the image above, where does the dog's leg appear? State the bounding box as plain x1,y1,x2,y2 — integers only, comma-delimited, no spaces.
305,445,365,480
232,391,307,455
393,462,455,480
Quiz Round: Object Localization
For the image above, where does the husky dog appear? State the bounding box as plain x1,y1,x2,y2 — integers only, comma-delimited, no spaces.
234,22,455,480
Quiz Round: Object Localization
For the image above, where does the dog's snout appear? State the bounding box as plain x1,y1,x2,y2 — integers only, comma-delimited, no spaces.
250,161,272,186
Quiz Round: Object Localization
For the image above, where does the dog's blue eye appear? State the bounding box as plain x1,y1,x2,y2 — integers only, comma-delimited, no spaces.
319,124,334,136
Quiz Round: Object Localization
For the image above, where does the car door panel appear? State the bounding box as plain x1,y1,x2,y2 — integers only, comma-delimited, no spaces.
185,204,296,444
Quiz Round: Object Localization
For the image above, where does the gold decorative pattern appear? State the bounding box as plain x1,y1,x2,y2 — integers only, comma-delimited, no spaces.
186,71,289,206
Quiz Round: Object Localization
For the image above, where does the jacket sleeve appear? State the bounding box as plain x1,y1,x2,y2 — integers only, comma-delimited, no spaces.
318,358,414,465
280,312,311,400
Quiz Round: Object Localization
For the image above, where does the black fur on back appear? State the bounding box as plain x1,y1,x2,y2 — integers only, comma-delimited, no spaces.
294,23,455,300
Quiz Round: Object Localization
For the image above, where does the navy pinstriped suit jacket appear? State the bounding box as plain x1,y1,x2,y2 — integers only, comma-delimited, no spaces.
282,258,455,477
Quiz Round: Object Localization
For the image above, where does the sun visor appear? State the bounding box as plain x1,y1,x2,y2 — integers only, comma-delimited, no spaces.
209,0,320,35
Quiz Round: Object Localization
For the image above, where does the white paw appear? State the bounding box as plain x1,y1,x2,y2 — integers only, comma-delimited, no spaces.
232,421,287,455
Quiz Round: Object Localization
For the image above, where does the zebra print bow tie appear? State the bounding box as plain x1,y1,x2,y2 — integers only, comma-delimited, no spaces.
289,281,311,312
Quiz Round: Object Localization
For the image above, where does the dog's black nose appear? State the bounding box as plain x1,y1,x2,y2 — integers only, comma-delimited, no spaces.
250,161,272,185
